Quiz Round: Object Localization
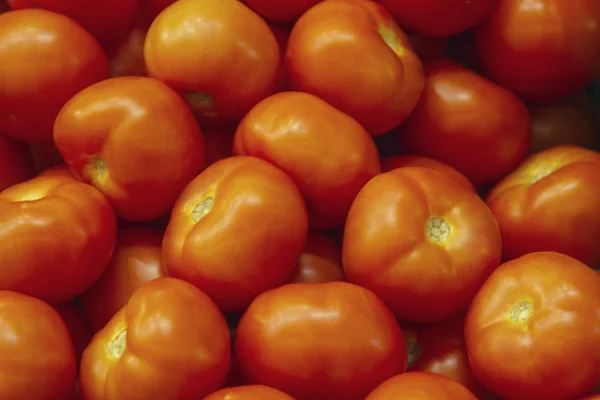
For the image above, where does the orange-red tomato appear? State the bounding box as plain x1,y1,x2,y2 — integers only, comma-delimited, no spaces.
0,9,109,143
79,227,166,332
140,0,177,24
144,0,280,124
235,282,407,400
203,385,295,400
163,156,308,312
54,76,204,222
203,128,236,169
365,372,478,400
245,0,322,21
465,252,600,400
474,0,600,104
486,145,600,266
582,395,600,400
234,91,380,229
0,291,77,400
29,141,65,173
79,277,231,400
288,232,345,284
0,133,35,191
54,301,93,370
343,167,502,322
285,0,424,135
107,22,149,78
397,59,531,187
38,165,78,180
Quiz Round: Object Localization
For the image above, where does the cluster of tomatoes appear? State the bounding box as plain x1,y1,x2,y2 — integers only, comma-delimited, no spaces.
0,0,599,399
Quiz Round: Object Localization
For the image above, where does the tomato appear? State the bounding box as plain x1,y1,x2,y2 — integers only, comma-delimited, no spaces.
465,252,600,400
397,59,531,187
140,0,177,24
203,128,236,169
269,23,293,92
582,395,600,400
0,291,76,400
235,282,407,400
79,227,166,332
144,0,280,124
54,301,93,370
163,156,308,312
79,277,231,400
408,34,448,61
365,372,478,400
107,22,149,78
288,232,345,284
474,0,600,104
234,91,380,229
245,0,322,22
29,142,65,173
0,133,35,191
53,76,204,222
203,385,295,400
343,167,502,322
486,145,600,266
0,9,109,143
285,0,424,135
38,165,78,180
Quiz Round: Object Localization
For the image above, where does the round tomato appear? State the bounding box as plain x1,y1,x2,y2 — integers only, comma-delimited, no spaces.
53,76,204,222
203,127,236,169
38,165,78,180
365,372,478,400
285,0,424,135
0,133,35,191
343,167,502,322
0,291,76,400
287,232,345,284
139,0,177,24
0,9,109,143
80,277,231,400
245,0,322,22
234,91,380,229
465,252,600,400
54,301,93,370
397,59,531,187
107,22,149,78
203,385,295,400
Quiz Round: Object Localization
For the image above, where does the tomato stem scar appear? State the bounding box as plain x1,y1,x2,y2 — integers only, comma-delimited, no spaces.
184,91,218,118
509,301,533,323
377,26,405,57
406,340,422,368
191,196,214,222
426,217,451,243
108,330,127,358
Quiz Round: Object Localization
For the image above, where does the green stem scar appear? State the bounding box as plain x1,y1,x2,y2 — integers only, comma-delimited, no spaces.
191,196,214,222
108,330,127,358
426,217,451,243
184,91,218,118
406,340,422,368
509,301,533,323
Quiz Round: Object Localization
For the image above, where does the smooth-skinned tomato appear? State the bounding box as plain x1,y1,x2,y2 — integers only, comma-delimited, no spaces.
365,371,478,400
38,164,78,180
202,385,295,400
235,282,407,400
285,0,424,135
288,232,345,284
0,133,35,191
343,167,502,322
245,0,322,22
234,91,380,229
79,277,231,400
465,252,600,400
54,76,205,222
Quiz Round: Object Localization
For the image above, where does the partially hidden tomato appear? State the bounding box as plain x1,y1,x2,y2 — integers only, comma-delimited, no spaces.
0,291,76,400
234,91,380,229
54,301,93,370
365,372,478,400
465,252,600,400
107,21,149,78
29,141,65,173
245,0,322,22
203,385,295,400
408,34,448,61
269,23,293,92
203,127,236,169
79,277,231,400
0,133,35,191
287,232,345,284
285,0,424,135
139,0,177,24
38,165,78,180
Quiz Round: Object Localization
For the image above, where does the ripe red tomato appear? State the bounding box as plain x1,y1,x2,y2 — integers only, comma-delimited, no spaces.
285,0,424,135
80,277,231,400
269,23,293,92
0,133,34,191
397,59,531,187
234,91,380,229
140,0,177,24
474,0,600,103
365,372,478,400
288,232,345,284
54,301,93,370
245,0,322,21
465,252,600,400
203,127,236,169
38,165,78,180
107,22,149,78
29,142,65,173
0,291,76,400
235,282,407,400
203,385,295,400
408,34,449,61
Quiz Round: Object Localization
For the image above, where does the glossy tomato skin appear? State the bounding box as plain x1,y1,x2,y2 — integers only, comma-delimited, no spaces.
0,9,109,143
465,252,600,400
245,0,322,21
0,175,117,303
286,0,424,135
0,291,77,400
486,146,600,266
343,167,502,322
54,76,204,222
203,385,295,400
475,0,600,104
80,277,231,400
163,156,308,312
234,91,380,229
365,371,478,400
0,133,35,191
79,227,166,332
235,282,407,400
288,232,345,284
397,59,531,187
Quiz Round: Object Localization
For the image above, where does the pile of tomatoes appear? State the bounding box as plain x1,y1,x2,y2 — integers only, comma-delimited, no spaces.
0,0,599,399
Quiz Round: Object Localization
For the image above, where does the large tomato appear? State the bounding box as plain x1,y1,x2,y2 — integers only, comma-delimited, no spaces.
474,0,600,103
288,232,345,284
397,59,531,187
0,9,109,143
0,291,76,400
245,0,322,21
465,252,600,400
54,76,204,222
235,282,407,400
0,133,34,191
203,385,295,400
486,145,600,266
365,372,478,400
234,91,380,229
79,277,231,400
343,167,501,322
285,0,424,135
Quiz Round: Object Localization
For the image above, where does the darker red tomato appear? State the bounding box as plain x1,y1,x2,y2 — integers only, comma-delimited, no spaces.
408,34,448,61
54,301,93,371
0,133,34,191
245,0,322,21
107,21,148,78
288,232,345,284
203,385,295,400
29,141,65,173
365,372,478,400
203,128,236,169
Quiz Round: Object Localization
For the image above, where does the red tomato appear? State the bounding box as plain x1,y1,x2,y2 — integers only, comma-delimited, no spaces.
203,128,236,169
0,291,76,400
288,232,345,284
269,23,293,92
365,372,478,400
203,385,295,400
0,175,117,303
234,91,380,229
465,252,600,400
0,133,35,191
54,301,93,370
107,22,149,78
29,141,65,173
38,165,78,180
582,395,600,400
235,282,407,400
474,0,600,104
245,0,322,21
486,145,600,266
79,277,231,400
397,59,531,187
285,0,424,135
343,167,502,322
140,0,177,24
408,34,449,61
